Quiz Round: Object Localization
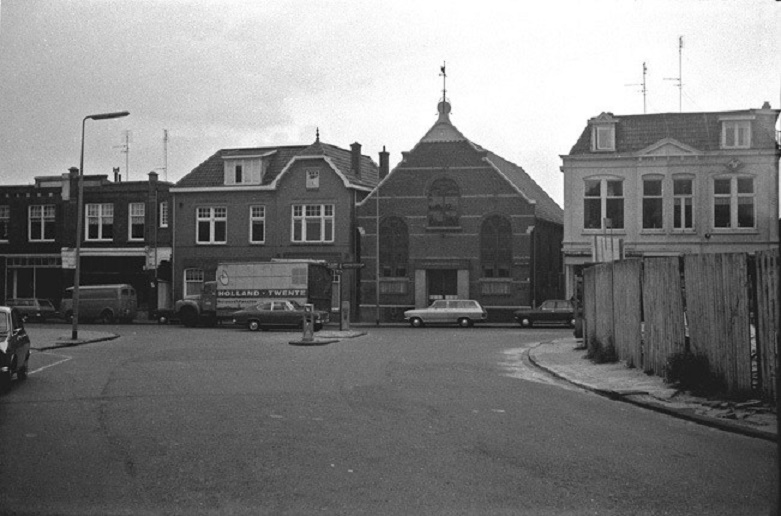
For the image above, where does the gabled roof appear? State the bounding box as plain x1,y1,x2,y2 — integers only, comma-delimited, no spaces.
568,108,780,156
175,141,379,189
389,99,563,225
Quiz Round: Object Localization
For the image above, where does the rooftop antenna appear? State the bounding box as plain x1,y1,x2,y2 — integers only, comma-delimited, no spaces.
665,36,684,112
113,129,131,180
162,129,168,182
625,62,648,113
439,61,447,103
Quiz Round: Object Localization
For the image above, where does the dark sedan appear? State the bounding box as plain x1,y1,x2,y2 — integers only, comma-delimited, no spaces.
231,300,329,331
514,299,575,328
8,298,59,323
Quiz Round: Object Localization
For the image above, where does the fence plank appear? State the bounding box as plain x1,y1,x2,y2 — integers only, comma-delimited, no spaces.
584,266,597,354
642,257,686,376
685,253,752,396
755,250,779,400
594,263,614,357
612,259,643,368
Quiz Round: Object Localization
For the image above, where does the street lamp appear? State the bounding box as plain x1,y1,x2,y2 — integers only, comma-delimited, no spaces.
71,111,129,340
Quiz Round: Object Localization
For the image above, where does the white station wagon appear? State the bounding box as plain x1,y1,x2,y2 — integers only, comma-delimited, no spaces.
404,300,488,328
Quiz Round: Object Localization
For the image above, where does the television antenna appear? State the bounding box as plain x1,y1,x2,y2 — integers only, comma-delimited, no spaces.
113,130,131,180
625,62,648,113
664,36,684,112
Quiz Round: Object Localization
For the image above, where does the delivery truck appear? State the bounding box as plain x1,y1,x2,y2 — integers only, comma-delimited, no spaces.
174,261,332,327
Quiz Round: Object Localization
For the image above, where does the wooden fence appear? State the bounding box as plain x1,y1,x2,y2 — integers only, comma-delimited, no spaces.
582,251,778,399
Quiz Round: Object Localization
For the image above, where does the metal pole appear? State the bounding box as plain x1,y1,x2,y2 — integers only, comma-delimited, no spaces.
71,111,129,340
375,184,380,326
71,116,87,340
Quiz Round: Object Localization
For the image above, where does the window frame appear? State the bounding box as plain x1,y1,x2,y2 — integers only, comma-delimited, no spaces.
721,120,752,149
196,206,228,245
306,169,320,190
128,202,145,241
183,268,204,296
249,205,266,244
582,177,624,231
28,204,56,242
379,216,408,278
86,203,114,242
712,175,756,230
291,203,334,243
480,215,512,278
591,124,616,152
672,176,695,232
641,176,664,231
159,201,169,228
427,178,460,228
0,205,8,242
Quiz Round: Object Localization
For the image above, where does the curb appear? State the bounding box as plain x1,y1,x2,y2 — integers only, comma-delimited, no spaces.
35,334,120,351
527,342,776,443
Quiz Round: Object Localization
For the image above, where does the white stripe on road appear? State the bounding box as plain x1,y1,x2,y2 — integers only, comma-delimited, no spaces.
29,352,73,375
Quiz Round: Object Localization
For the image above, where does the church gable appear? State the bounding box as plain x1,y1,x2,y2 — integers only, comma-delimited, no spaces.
637,137,701,157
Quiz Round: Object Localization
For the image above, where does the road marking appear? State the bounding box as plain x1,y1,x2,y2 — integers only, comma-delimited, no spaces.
28,351,73,375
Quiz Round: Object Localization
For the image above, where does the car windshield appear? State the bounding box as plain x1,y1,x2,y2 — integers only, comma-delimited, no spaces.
39,300,54,309
288,300,304,309
430,301,447,309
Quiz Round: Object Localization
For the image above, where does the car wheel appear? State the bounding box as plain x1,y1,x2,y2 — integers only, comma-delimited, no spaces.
17,353,29,381
569,318,576,328
519,317,533,328
180,307,198,327
100,309,115,324
458,317,472,328
410,317,424,328
248,320,260,332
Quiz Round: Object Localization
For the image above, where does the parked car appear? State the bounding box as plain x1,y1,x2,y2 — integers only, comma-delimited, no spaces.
7,298,60,323
514,299,575,328
231,300,330,331
0,306,31,393
404,299,488,328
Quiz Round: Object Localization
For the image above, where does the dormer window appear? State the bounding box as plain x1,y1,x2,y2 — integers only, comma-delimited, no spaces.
721,119,752,149
223,157,264,185
589,113,617,152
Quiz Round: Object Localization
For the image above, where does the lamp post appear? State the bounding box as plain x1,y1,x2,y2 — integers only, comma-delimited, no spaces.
71,111,129,340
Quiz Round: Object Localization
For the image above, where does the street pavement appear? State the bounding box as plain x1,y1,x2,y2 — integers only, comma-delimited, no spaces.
25,324,778,442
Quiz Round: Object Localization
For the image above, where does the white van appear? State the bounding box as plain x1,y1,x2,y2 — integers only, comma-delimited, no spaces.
61,284,138,324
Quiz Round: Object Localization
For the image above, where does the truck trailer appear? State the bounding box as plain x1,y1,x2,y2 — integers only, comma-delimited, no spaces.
174,261,332,327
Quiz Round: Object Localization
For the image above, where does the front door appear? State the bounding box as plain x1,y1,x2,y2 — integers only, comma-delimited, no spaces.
427,270,457,304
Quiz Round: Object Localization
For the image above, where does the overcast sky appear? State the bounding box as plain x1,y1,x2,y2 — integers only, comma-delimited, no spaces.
0,0,778,207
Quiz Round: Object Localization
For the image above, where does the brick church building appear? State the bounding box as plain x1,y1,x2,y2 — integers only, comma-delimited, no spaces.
356,96,564,323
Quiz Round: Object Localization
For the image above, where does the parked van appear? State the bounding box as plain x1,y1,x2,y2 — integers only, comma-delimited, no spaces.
61,284,137,324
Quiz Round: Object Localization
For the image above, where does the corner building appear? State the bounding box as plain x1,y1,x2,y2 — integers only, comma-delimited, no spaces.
357,99,564,322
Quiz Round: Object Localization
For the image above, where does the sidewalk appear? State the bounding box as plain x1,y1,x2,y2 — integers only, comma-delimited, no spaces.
528,338,777,442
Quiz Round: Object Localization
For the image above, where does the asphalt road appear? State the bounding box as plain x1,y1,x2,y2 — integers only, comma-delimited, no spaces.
0,323,776,515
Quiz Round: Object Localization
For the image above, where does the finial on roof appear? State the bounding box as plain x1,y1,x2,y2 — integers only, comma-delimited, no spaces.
439,61,447,103
316,127,320,142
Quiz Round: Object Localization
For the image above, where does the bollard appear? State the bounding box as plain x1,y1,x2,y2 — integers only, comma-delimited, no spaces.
301,303,315,342
340,301,350,331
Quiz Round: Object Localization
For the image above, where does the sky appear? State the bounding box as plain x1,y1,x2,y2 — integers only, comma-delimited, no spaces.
0,0,778,208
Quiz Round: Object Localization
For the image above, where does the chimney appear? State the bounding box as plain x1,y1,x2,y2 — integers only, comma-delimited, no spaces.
351,142,362,179
148,171,158,183
69,166,79,178
113,167,121,182
379,146,389,180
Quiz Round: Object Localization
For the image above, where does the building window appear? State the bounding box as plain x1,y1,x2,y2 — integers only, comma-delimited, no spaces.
249,205,265,244
223,158,263,185
28,205,56,242
129,202,145,241
721,120,751,149
306,169,320,189
159,201,169,228
379,216,408,277
234,164,243,184
196,206,227,244
480,215,512,278
184,268,204,296
642,178,663,230
593,125,615,151
291,204,334,243
673,178,694,230
583,179,624,230
86,203,113,241
427,178,459,227
713,176,755,229
0,205,8,241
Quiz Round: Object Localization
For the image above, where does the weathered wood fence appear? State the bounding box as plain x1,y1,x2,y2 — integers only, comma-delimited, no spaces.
582,250,778,399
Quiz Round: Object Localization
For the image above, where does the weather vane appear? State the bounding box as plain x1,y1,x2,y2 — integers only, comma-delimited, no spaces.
439,62,447,102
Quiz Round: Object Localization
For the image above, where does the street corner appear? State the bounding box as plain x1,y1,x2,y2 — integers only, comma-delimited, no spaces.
32,330,119,350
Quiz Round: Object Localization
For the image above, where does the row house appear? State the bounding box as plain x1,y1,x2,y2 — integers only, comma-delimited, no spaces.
561,103,780,297
169,136,380,312
356,98,564,323
0,169,173,311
